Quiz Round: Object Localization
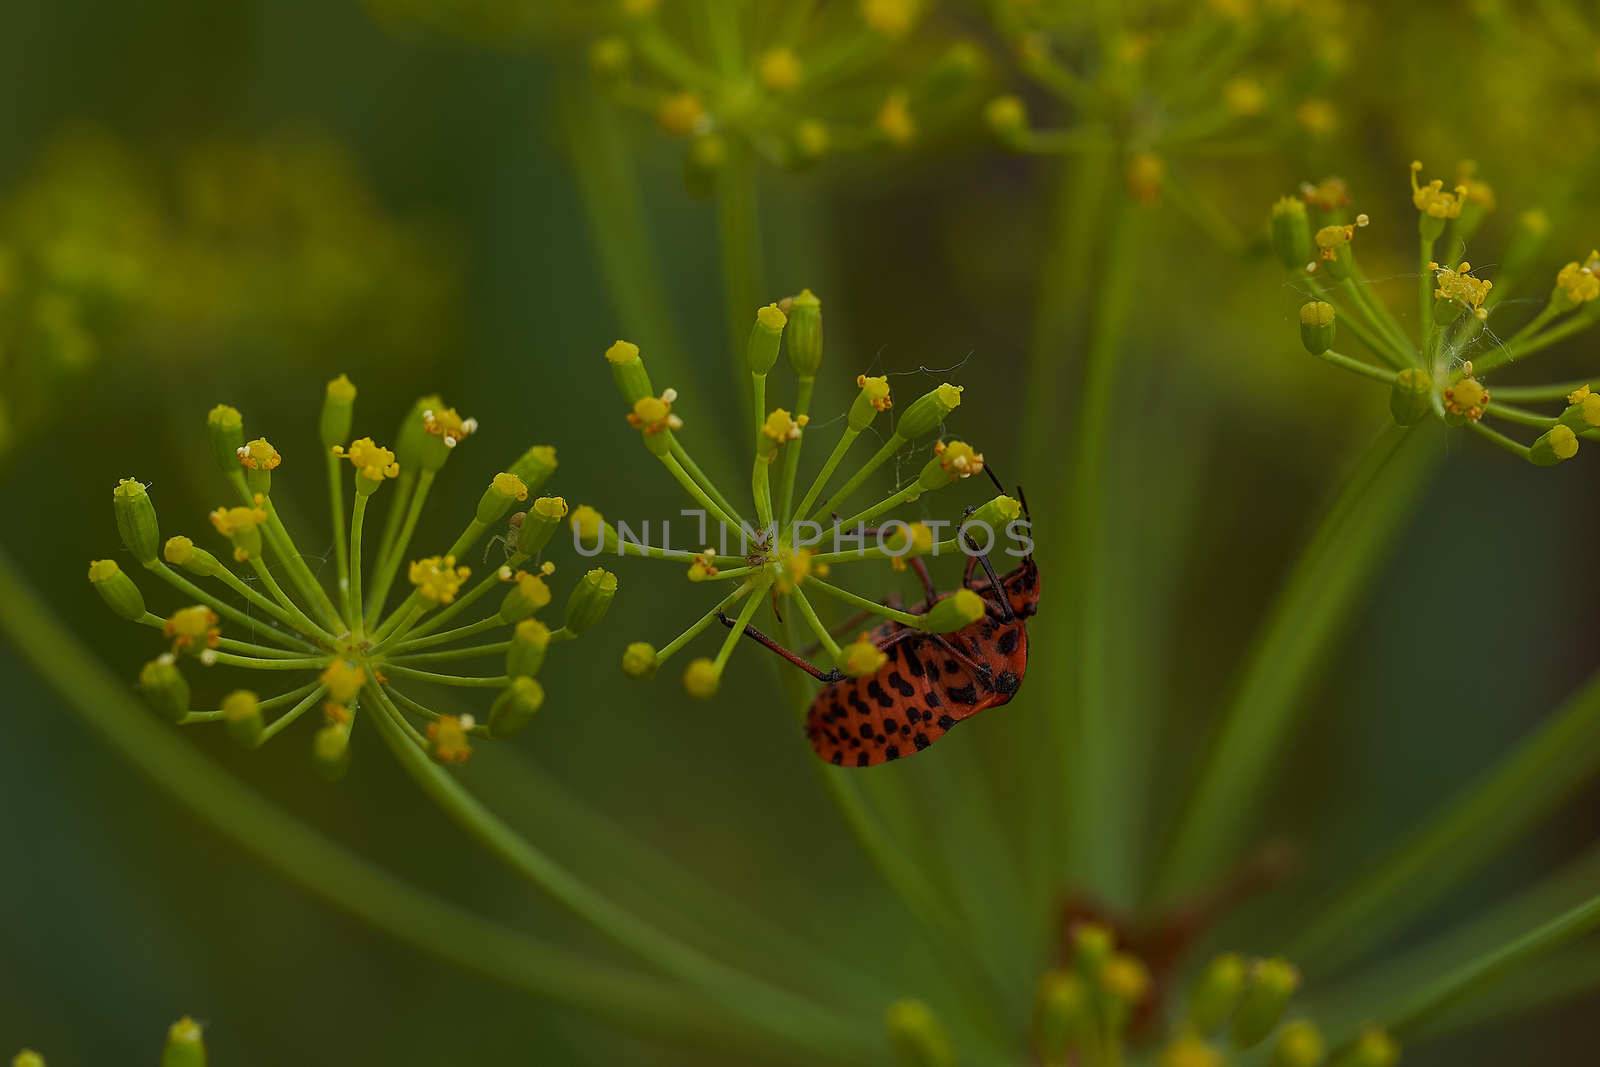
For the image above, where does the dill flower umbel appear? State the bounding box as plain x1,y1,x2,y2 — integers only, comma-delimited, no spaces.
1270,161,1600,466
598,290,1026,702
89,377,612,774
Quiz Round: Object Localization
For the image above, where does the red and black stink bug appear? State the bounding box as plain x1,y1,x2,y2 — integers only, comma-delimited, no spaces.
717,482,1038,767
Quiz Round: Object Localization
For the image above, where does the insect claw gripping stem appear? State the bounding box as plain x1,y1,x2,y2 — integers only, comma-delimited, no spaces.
715,611,843,683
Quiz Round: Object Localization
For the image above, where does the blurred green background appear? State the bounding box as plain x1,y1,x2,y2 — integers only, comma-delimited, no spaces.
3,0,1600,1062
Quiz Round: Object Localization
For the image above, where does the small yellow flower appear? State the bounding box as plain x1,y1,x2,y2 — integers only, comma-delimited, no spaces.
1100,953,1151,1004
1409,161,1466,220
422,406,477,449
856,374,892,411
1434,262,1493,319
934,439,985,478
1159,1034,1223,1067
687,550,719,582
409,555,471,604
1556,252,1600,304
759,407,806,459
683,657,721,698
862,0,920,38
657,92,706,137
626,390,683,435
164,605,220,653
510,569,553,612
776,546,813,593
236,437,281,471
321,659,367,703
325,373,357,404
332,437,400,481
888,521,934,572
1222,76,1266,116
1295,98,1337,136
876,90,916,146
491,472,529,503
840,636,887,677
208,503,268,560
570,504,606,544
1300,176,1349,212
1443,372,1490,421
796,119,830,159
1314,223,1356,262
428,713,475,763
1126,152,1165,204
759,48,803,93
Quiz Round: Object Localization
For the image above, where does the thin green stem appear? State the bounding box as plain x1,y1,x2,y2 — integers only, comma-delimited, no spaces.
391,616,503,654
246,555,334,643
257,685,328,745
1288,669,1600,974
808,433,905,526
793,427,859,527
659,452,744,532
1155,425,1440,901
713,577,770,671
327,453,351,620
389,641,509,666
1465,419,1532,461
1483,402,1557,430
362,681,867,1056
208,651,328,670
370,469,417,600
367,469,434,625
1476,312,1591,374
777,377,814,526
788,585,842,662
349,492,370,638
659,585,753,664
383,665,508,689
205,563,316,637
718,144,763,402
836,482,922,531
804,576,920,628
144,561,315,652
669,439,744,526
1317,348,1399,386
259,497,343,629
1488,378,1593,402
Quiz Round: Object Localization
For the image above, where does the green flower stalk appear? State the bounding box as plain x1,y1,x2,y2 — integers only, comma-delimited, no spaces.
90,376,602,770
1270,162,1600,466
602,293,1011,700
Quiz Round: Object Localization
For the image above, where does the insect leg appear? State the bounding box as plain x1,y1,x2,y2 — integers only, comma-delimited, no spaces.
928,632,994,686
715,612,843,683
959,517,1016,623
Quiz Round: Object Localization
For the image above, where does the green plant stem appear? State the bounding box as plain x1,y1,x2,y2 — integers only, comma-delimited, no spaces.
836,481,923,531
382,665,507,688
327,453,351,619
389,641,509,666
1317,348,1399,385
208,651,327,670
246,555,333,642
1059,188,1138,903
205,563,316,637
1155,424,1440,901
808,433,905,526
659,452,745,532
0,551,794,1057
778,377,815,525
1476,312,1592,374
1339,888,1600,1052
361,681,867,1057
718,145,763,402
144,561,314,652
1287,669,1600,974
371,469,417,600
367,469,434,625
794,427,860,525
391,616,503,654
349,492,370,638
659,585,752,664
257,685,328,745
788,585,842,662
804,576,920,627
1489,378,1593,401
259,497,343,629
1466,419,1532,461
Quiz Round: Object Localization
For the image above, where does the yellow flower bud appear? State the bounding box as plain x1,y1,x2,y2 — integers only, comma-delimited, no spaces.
657,92,705,137
683,657,720,699
759,48,803,92
428,713,475,763
622,641,659,678
490,678,543,739
223,689,263,748
409,555,471,605
320,659,366,704
839,637,887,677
164,605,220,655
862,0,921,39
876,90,916,146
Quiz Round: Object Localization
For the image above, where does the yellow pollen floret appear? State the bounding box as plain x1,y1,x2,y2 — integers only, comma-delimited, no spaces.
862,0,920,38
687,550,719,582
627,391,682,435
1443,375,1490,421
1300,176,1350,212
1222,76,1266,116
164,605,220,652
236,437,281,471
512,570,553,612
841,636,888,677
657,92,706,137
569,504,605,542
1100,953,1151,1003
410,555,471,604
428,714,475,764
761,408,804,448
492,472,529,502
209,503,266,537
857,374,893,411
777,547,813,593
889,521,934,572
1434,262,1493,319
1409,160,1466,219
422,406,477,448
333,437,400,481
1295,99,1337,136
321,659,367,703
935,439,985,478
1314,223,1355,261
876,90,916,146
759,48,803,93
1556,253,1600,304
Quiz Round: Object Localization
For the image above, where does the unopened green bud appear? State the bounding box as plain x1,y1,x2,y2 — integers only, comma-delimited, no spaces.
222,690,263,748
622,641,659,678
395,395,441,471
1034,971,1091,1061
321,374,356,448
206,404,244,476
885,999,953,1067
1331,1028,1398,1067
88,559,145,621
519,496,569,557
1271,197,1312,270
499,570,553,624
1389,368,1433,426
509,444,558,492
568,504,616,555
1299,302,1335,355
1272,1020,1326,1067
605,340,654,404
161,1016,206,1067
1187,953,1246,1033
163,536,222,577
917,588,984,633
850,374,892,430
898,383,963,440
1531,424,1579,467
785,289,823,377
477,472,529,525
489,676,544,738
565,568,618,633
507,619,551,678
313,722,351,780
114,478,160,564
1232,958,1301,1049
748,304,787,376
139,656,189,723
964,495,1022,541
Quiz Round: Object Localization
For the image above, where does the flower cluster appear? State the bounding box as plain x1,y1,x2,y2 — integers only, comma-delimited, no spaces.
588,0,983,179
1271,161,1600,466
0,127,453,460
593,288,1023,699
887,921,1398,1067
89,377,612,775
13,1014,207,1067
984,0,1346,202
